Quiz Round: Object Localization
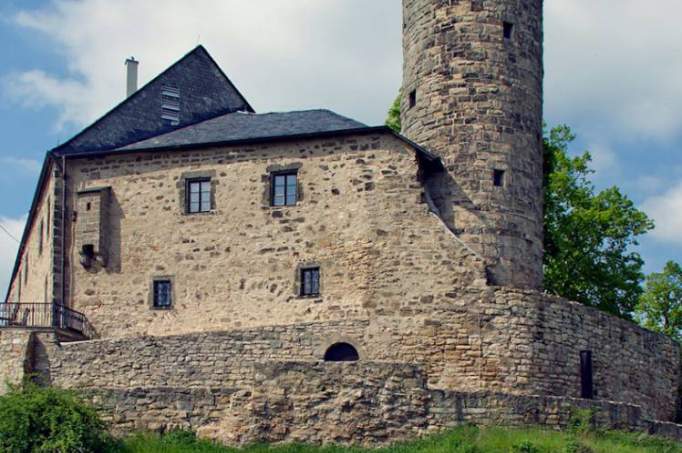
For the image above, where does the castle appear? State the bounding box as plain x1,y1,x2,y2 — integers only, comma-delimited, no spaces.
2,0,682,445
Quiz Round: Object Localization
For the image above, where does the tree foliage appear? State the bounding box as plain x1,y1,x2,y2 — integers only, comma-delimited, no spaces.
636,261,682,342
543,125,654,318
0,382,110,453
386,93,401,133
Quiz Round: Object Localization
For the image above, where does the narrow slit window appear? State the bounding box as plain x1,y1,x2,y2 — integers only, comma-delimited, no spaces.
580,350,594,399
153,280,172,309
186,178,211,214
300,267,320,297
271,172,298,207
493,169,505,187
409,89,417,108
38,219,44,256
503,22,514,40
46,197,51,239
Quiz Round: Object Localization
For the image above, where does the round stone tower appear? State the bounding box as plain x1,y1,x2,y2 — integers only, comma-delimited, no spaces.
402,0,544,289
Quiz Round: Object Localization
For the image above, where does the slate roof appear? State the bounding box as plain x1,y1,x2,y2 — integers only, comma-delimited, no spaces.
53,45,253,156
117,110,367,151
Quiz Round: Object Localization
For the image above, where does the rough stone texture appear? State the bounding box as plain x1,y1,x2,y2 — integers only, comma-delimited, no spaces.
62,134,485,339
402,0,544,289
0,330,33,393
73,362,682,445
3,0,682,446
32,286,680,424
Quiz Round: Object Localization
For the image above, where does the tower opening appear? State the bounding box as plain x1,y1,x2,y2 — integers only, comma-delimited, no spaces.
324,343,359,362
493,169,505,187
409,89,417,108
503,22,514,39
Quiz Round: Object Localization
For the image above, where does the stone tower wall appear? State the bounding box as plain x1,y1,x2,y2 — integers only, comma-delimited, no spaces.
402,0,544,289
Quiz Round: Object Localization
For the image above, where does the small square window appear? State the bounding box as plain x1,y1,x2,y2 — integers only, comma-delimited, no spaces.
271,172,298,207
300,267,320,297
493,169,505,187
409,89,417,108
503,22,514,40
153,280,172,309
186,178,211,214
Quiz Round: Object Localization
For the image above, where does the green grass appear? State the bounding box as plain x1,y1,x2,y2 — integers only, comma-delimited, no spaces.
110,425,682,453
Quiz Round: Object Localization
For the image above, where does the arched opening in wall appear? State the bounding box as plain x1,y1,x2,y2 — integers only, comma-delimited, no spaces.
323,343,359,362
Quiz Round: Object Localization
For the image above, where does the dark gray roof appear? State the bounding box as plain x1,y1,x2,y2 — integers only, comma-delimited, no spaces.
117,109,367,151
53,45,253,156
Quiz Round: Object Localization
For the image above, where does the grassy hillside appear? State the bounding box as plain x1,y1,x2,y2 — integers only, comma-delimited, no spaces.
113,425,682,453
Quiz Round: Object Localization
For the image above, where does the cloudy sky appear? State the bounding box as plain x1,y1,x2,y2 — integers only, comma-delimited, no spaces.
0,0,681,296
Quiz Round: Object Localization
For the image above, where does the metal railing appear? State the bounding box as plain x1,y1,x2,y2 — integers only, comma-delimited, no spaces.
0,303,92,337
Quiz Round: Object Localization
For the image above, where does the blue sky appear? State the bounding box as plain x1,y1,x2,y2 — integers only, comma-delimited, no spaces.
0,0,681,295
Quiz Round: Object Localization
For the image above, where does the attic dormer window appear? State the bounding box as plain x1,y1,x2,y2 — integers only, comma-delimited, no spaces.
161,85,180,126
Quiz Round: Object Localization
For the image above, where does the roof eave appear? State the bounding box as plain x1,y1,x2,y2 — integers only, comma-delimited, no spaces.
61,126,444,168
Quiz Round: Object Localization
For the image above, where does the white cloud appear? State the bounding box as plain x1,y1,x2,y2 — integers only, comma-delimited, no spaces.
546,0,682,143
0,215,26,299
642,183,682,245
4,0,401,130
585,143,618,179
0,157,41,174
6,1,682,146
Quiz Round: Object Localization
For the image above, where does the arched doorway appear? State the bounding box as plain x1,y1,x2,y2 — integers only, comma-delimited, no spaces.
323,342,359,362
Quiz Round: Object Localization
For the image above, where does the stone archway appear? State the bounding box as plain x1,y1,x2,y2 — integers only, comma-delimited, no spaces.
323,342,360,362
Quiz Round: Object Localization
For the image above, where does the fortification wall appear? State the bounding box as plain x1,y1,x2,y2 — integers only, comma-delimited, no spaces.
0,330,33,393
364,288,681,421
69,363,682,445
31,287,680,423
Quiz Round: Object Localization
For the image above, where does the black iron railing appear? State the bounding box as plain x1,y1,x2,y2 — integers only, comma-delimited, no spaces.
0,303,92,338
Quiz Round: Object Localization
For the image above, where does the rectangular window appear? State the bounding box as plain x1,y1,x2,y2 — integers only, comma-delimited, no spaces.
186,178,211,214
493,169,505,187
409,89,417,108
153,280,172,309
24,255,29,285
300,267,320,297
503,21,514,40
271,172,298,207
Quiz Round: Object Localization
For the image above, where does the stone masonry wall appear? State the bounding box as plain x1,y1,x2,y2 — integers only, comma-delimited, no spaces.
6,164,56,304
64,133,485,339
0,330,33,393
76,363,682,445
363,288,681,421
34,286,681,423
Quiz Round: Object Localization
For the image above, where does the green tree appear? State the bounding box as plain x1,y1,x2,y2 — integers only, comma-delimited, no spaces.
0,382,111,452
542,125,654,318
636,261,682,341
386,93,401,133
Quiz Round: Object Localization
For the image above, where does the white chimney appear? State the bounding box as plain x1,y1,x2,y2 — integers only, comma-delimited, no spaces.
125,57,139,98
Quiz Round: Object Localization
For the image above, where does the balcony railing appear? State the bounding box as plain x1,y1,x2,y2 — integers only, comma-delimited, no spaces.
0,303,92,338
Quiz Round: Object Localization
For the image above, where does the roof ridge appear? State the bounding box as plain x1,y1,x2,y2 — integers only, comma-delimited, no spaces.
52,45,253,155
